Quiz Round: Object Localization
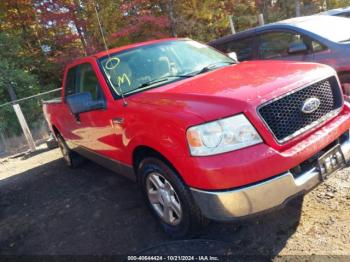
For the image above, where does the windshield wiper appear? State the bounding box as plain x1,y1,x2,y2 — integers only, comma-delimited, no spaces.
136,75,193,90
133,63,234,91
191,61,235,76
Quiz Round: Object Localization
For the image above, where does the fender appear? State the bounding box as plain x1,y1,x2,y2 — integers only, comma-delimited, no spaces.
127,130,187,170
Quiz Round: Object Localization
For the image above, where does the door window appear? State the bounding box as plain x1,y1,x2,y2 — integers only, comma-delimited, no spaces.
76,63,104,101
64,63,104,102
336,13,350,18
311,40,327,53
258,31,307,59
224,37,255,61
64,67,77,98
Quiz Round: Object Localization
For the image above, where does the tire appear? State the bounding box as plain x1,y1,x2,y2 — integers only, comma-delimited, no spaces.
56,133,83,168
138,157,208,238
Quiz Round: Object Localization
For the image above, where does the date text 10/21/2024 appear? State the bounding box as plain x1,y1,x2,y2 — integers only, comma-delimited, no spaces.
127,256,220,261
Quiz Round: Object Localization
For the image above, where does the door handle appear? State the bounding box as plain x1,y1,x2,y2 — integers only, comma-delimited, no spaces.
112,117,124,125
74,113,81,124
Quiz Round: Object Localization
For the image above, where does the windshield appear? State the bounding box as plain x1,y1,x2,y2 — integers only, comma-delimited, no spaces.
298,16,350,43
99,40,234,96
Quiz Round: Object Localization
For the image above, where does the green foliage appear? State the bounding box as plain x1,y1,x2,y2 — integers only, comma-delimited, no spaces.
0,32,42,135
328,0,350,8
0,33,40,101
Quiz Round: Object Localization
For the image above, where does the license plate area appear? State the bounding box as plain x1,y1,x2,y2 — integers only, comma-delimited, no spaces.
318,144,345,180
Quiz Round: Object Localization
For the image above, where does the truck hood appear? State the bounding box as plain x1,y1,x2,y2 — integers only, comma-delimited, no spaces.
129,60,336,122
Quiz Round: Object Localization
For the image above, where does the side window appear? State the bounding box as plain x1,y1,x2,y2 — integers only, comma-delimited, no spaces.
311,40,327,53
64,67,77,98
211,43,226,53
76,63,104,101
258,31,306,59
224,37,255,61
337,13,350,18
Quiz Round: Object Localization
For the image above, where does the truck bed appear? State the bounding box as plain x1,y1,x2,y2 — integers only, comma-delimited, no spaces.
42,97,62,104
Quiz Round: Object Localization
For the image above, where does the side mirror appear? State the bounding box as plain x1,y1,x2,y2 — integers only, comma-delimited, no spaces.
288,42,308,55
227,51,239,63
66,92,105,116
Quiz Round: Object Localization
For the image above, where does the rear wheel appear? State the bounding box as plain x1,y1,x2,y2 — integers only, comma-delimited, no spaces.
138,157,208,238
56,134,83,168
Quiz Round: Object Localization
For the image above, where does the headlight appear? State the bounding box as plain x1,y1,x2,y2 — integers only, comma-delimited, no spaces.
186,114,262,156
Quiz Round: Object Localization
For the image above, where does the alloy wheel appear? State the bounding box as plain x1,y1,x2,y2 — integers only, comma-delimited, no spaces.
146,172,183,226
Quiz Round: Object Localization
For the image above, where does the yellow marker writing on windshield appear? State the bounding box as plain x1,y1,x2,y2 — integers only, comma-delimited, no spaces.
105,57,121,70
117,73,131,87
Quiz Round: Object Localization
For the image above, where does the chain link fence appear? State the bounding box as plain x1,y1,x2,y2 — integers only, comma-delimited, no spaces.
0,88,61,158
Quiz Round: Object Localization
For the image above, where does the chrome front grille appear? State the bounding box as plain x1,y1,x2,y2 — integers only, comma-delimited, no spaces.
258,76,343,143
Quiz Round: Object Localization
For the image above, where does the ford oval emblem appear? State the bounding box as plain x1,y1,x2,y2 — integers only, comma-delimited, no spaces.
301,97,321,114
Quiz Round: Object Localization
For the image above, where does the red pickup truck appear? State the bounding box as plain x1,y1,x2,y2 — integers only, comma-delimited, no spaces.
43,38,350,237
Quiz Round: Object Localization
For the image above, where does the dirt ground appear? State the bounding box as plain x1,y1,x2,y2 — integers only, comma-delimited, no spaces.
0,148,349,257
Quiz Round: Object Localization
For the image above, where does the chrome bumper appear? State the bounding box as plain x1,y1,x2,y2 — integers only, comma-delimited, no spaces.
191,133,350,221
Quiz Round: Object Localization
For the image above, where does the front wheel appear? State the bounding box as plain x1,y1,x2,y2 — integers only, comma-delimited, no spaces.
138,157,208,238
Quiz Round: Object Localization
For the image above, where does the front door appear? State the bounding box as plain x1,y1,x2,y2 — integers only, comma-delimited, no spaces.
60,65,91,148
70,62,132,177
257,30,314,62
63,62,111,152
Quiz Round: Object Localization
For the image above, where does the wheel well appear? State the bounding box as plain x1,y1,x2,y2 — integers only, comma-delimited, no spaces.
51,125,60,137
132,146,177,174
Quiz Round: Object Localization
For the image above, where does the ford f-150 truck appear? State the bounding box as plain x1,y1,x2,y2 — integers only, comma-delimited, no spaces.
43,38,350,237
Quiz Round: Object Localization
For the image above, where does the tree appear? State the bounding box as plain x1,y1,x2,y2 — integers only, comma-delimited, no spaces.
0,32,41,136
110,0,170,43
0,0,62,91
35,1,92,67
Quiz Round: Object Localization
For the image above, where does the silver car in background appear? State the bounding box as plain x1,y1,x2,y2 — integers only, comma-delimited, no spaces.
318,7,350,18
209,15,350,98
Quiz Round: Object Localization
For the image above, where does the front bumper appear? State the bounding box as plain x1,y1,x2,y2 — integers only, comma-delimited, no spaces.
191,131,350,221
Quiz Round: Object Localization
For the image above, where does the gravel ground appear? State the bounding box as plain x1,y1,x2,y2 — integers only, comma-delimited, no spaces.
0,148,349,257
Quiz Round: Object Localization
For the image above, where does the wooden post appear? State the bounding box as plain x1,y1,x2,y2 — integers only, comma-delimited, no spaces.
258,13,265,26
12,104,36,151
7,86,36,152
229,16,236,34
0,132,7,153
295,0,301,17
167,0,177,37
